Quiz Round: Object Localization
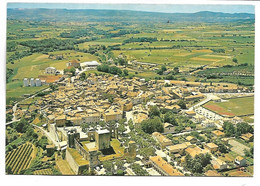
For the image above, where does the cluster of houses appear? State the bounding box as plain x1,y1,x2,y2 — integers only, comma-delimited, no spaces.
15,68,254,176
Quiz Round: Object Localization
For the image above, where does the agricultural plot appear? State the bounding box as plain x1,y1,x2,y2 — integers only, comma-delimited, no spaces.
7,51,98,80
203,96,254,117
5,143,34,174
33,169,53,175
78,41,121,50
228,139,250,156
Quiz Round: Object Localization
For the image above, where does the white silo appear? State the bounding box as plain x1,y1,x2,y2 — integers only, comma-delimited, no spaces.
23,78,29,87
30,78,35,87
35,78,41,87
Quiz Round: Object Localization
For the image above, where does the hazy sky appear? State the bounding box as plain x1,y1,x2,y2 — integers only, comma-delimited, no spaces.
7,3,255,14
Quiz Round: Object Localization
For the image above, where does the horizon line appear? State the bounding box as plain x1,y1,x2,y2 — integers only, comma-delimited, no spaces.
7,3,255,14
7,8,255,15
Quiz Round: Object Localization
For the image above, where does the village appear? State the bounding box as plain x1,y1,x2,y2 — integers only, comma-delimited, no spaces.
6,58,254,176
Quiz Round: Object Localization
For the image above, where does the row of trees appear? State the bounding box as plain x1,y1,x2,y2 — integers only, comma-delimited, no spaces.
60,27,140,39
123,37,157,44
6,68,14,83
223,122,253,138
184,153,212,174
97,64,128,76
7,50,32,64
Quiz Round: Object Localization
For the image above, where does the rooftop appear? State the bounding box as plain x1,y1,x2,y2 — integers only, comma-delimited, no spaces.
150,156,183,176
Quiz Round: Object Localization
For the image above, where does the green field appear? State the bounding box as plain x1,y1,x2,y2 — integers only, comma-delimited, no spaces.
203,96,254,117
6,81,48,104
6,10,255,106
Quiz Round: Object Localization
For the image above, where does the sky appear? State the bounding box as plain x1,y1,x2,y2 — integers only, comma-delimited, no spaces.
7,3,255,14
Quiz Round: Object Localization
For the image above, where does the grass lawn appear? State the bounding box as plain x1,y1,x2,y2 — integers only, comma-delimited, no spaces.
203,96,254,117
18,96,41,105
6,81,48,104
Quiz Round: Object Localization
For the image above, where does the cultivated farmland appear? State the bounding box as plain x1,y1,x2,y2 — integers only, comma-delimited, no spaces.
5,143,34,174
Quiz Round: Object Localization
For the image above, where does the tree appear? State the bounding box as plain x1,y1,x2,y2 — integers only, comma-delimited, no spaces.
79,72,86,81
232,58,238,63
173,67,179,74
128,119,134,131
37,136,48,149
193,162,203,173
103,160,114,174
81,123,89,132
139,147,155,160
70,67,76,76
118,58,127,66
118,124,126,135
6,113,13,123
166,134,173,140
116,169,124,176
6,165,13,174
177,100,186,109
236,122,253,136
115,159,124,170
250,147,254,156
123,69,129,76
149,105,160,118
49,83,58,91
223,122,235,137
217,142,229,153
164,112,178,125
161,65,167,72
14,117,29,133
99,121,106,128
141,117,163,134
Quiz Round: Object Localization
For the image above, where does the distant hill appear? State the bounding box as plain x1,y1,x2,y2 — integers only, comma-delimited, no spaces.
7,8,255,23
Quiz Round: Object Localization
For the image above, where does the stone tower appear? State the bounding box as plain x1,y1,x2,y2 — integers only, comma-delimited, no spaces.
67,129,80,148
128,141,136,158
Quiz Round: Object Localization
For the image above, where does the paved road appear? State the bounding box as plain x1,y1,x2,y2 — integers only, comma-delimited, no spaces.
7,87,51,124
32,124,61,148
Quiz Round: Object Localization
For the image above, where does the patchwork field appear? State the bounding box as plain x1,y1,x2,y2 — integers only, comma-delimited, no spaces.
203,96,254,117
5,143,35,174
7,51,98,80
113,48,234,69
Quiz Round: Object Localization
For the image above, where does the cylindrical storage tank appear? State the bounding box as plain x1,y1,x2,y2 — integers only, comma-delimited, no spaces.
35,78,41,86
30,78,35,87
23,78,29,87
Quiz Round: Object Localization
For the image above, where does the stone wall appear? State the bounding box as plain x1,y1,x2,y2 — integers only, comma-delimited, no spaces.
65,148,79,174
75,139,89,160
66,148,88,175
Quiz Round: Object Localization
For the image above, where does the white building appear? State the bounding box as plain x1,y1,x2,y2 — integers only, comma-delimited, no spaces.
80,61,100,69
23,78,29,87
45,67,56,74
30,78,35,87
